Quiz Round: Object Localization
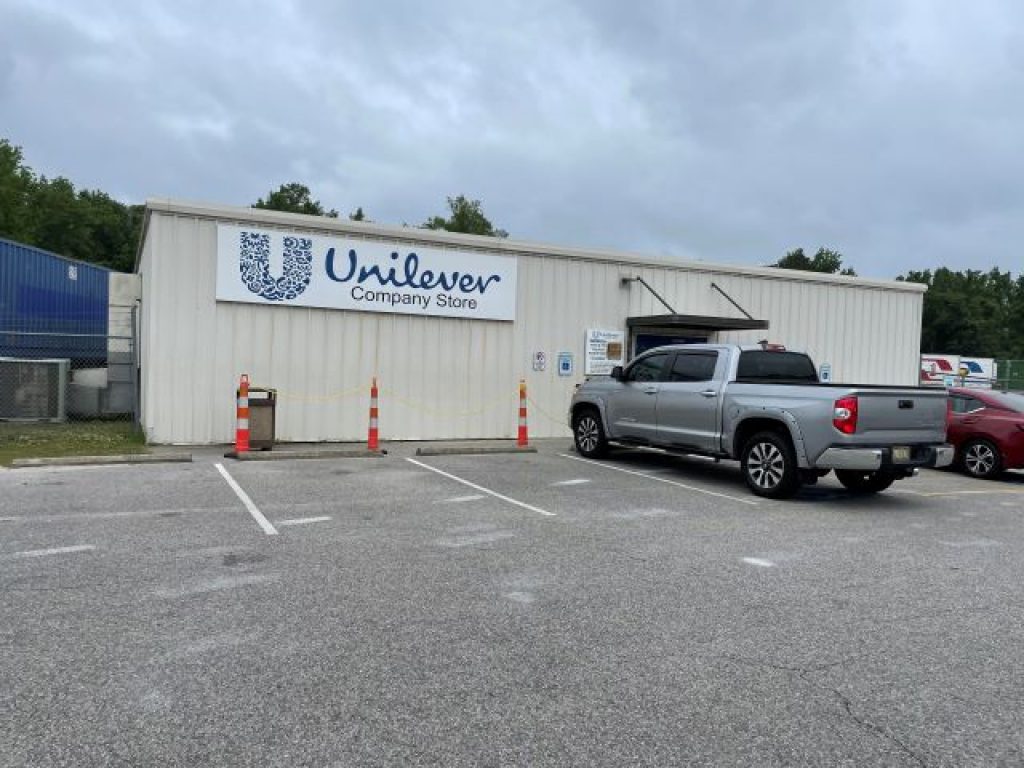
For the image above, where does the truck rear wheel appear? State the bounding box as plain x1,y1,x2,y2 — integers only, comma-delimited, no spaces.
740,431,801,499
835,469,896,494
573,407,609,459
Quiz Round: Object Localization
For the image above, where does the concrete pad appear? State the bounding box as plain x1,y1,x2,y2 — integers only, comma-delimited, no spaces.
415,443,538,457
228,448,386,461
10,452,192,468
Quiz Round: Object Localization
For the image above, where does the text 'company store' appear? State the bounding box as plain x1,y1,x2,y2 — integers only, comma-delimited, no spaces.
136,199,926,445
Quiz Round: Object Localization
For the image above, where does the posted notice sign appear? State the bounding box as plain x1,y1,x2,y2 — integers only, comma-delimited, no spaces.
585,329,625,375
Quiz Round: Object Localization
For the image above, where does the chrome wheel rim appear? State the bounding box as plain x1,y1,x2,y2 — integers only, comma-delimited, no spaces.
576,417,600,453
748,442,785,489
965,443,996,475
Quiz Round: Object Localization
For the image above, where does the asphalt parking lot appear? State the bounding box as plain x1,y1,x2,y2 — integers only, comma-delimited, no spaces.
2,441,1023,767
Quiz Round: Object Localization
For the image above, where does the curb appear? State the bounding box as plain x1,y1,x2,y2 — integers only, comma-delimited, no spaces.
226,449,387,461
10,453,193,468
415,445,538,457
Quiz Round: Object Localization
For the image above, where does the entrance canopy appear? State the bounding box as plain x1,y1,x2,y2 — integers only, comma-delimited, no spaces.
626,314,770,356
627,314,770,334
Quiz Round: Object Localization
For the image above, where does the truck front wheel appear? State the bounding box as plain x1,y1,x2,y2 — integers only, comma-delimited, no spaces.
740,431,801,499
573,408,609,459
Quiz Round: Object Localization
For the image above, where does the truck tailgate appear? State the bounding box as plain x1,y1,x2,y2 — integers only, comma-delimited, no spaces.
854,389,948,443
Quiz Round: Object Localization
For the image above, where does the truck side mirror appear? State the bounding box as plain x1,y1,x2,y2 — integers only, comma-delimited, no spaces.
610,365,624,381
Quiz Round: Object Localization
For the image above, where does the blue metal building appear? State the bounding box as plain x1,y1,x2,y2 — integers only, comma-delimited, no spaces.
0,237,110,362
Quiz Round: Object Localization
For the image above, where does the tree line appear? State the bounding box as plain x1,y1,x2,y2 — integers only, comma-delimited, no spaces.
1,137,1020,358
770,247,1024,359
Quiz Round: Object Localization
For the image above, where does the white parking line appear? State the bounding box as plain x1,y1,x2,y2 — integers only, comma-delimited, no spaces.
13,544,95,558
214,463,279,536
406,458,555,517
276,516,332,527
439,494,486,504
556,453,759,506
742,557,774,567
551,478,591,487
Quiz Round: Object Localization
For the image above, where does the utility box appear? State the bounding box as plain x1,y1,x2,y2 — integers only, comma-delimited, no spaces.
0,357,70,421
247,387,276,450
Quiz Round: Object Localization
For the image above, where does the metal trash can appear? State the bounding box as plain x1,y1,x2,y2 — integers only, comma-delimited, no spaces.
246,387,277,450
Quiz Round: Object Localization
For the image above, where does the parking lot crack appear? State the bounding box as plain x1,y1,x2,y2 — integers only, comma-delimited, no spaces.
823,682,929,768
720,654,928,767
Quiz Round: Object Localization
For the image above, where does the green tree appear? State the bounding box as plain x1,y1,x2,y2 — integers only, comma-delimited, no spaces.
900,267,1021,358
423,195,507,237
76,192,144,272
253,183,338,218
349,207,368,222
772,247,856,276
0,139,36,242
0,138,144,271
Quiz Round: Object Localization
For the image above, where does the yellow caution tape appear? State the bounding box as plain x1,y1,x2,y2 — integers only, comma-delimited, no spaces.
251,383,570,425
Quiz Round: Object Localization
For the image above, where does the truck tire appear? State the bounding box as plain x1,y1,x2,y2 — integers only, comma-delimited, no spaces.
835,469,897,494
959,439,1003,479
740,431,801,499
573,407,609,459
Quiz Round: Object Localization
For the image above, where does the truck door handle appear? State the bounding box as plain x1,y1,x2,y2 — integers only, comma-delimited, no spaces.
700,390,717,398
643,387,659,395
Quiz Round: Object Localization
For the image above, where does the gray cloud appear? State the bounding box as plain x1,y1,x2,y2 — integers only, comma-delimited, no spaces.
1,0,1021,276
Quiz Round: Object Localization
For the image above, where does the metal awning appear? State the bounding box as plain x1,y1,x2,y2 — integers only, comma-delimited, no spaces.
626,314,769,332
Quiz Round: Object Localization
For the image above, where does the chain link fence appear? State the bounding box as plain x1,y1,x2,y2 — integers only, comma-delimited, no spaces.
995,360,1024,393
0,306,138,424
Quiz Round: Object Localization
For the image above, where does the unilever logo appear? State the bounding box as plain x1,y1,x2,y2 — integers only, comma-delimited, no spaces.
239,231,312,301
230,227,510,316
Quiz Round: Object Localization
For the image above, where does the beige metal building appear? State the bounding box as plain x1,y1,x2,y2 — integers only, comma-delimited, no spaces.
136,198,925,445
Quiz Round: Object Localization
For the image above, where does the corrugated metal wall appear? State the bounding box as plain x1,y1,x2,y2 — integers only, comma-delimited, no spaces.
0,238,109,361
139,209,925,444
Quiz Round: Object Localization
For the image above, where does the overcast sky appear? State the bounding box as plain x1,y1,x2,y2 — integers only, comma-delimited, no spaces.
2,0,1022,277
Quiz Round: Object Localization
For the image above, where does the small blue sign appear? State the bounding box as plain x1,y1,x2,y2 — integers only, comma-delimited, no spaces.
557,352,573,377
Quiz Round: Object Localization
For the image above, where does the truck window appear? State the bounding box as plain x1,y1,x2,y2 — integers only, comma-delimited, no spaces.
626,353,669,383
736,351,818,382
667,352,718,383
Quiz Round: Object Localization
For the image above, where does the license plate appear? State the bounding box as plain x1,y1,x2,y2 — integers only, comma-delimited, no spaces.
892,446,911,463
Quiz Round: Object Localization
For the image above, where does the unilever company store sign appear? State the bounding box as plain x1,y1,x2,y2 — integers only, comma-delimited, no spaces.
215,224,517,321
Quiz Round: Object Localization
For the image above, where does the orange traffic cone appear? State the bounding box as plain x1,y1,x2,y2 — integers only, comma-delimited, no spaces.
235,374,250,454
367,377,380,452
517,379,529,447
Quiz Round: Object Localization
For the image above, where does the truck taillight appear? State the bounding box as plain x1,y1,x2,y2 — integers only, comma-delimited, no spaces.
833,396,858,434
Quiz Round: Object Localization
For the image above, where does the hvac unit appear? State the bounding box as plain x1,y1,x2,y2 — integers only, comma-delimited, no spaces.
0,357,69,421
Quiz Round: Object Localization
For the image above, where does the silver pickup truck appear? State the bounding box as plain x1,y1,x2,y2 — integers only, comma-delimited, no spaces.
569,343,954,498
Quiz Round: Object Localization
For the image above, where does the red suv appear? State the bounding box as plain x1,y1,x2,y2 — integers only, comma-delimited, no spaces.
947,388,1024,479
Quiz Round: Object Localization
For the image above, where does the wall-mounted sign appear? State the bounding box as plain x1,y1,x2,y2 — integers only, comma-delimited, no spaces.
216,224,517,321
585,329,625,375
819,363,832,383
557,352,573,377
532,351,547,372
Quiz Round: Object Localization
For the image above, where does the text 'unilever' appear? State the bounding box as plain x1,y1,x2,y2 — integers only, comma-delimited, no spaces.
215,224,517,321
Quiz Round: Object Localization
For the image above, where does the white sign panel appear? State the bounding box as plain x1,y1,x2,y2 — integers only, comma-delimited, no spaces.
216,224,517,321
959,357,996,389
920,354,960,387
818,363,832,383
532,351,547,372
585,329,625,375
